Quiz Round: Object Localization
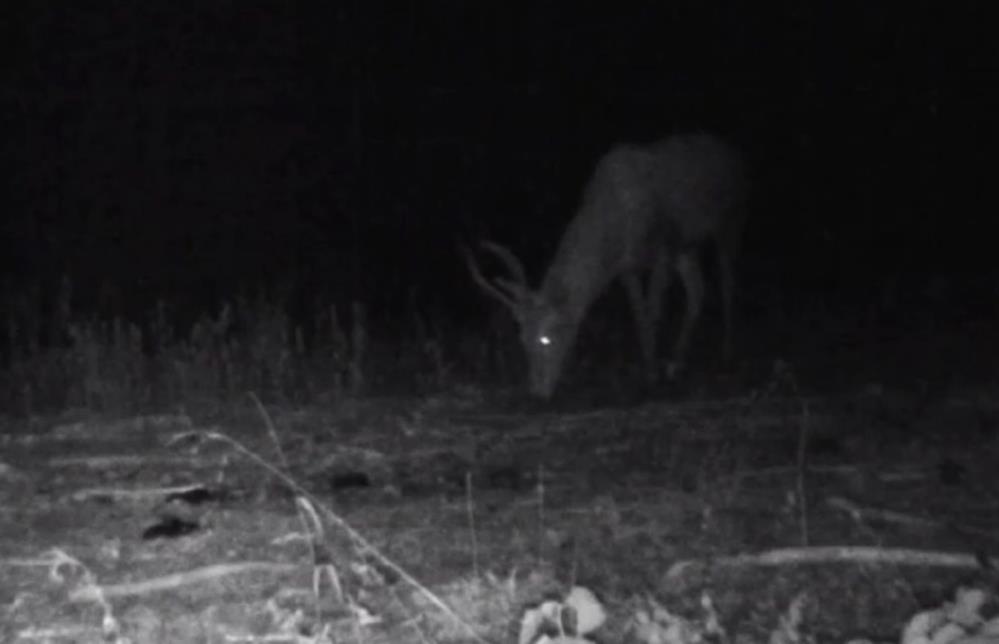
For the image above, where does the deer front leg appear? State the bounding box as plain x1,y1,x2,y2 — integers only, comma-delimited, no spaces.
622,273,655,381
623,256,670,383
669,252,705,379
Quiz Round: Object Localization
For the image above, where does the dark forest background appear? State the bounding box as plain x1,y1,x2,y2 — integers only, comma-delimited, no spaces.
1,3,996,386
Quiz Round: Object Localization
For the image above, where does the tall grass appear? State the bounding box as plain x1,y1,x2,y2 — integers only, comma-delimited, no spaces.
0,277,517,416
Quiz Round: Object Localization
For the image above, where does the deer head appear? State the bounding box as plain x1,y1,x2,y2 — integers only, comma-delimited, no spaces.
462,241,581,398
465,134,747,399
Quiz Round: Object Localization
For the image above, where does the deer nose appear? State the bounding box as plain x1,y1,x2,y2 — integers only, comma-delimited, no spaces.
529,373,557,399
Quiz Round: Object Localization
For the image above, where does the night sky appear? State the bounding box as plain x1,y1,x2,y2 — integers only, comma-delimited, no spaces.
3,3,996,328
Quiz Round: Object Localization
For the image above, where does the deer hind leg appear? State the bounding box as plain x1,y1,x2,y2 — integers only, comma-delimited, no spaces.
669,251,705,379
623,255,670,383
716,225,741,363
717,246,736,362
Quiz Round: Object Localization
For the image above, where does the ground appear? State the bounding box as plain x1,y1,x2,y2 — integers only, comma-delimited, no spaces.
1,315,998,643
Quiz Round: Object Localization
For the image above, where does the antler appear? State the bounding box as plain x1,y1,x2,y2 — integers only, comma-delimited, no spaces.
461,240,531,312
478,241,528,287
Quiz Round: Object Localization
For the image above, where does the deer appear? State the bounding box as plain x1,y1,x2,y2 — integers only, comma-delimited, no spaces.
464,133,748,399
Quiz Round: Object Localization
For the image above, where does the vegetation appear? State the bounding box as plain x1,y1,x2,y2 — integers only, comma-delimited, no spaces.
0,277,516,416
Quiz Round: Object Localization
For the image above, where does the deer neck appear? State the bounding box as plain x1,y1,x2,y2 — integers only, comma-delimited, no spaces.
540,232,620,323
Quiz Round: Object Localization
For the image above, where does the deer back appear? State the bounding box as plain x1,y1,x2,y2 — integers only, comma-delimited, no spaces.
542,134,746,309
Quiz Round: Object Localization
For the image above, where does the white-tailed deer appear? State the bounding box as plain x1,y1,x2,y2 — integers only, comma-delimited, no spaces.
464,133,748,398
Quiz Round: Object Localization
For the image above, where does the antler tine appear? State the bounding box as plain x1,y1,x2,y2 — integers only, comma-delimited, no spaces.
478,240,529,289
460,243,525,311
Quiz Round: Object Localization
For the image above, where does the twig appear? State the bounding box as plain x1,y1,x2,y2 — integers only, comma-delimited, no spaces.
466,471,479,578
795,399,810,546
827,496,999,542
192,417,491,644
250,392,291,472
537,462,545,562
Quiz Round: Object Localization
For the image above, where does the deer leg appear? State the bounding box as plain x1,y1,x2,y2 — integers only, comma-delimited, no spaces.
623,271,660,382
647,253,670,326
644,254,671,373
669,252,705,379
717,247,736,362
716,221,742,363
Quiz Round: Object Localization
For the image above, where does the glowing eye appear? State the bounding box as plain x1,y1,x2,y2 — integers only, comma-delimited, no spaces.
539,335,552,346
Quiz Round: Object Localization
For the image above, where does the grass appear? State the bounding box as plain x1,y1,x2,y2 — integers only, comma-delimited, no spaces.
0,278,515,416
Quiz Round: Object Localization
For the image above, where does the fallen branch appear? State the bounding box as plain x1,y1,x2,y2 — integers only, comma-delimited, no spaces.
666,546,996,582
68,561,299,601
48,454,194,469
68,483,207,503
827,496,999,542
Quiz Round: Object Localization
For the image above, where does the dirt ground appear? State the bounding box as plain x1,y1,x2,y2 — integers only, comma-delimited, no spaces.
2,317,998,643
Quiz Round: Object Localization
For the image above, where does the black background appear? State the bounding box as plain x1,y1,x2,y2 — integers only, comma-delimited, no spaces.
3,3,995,330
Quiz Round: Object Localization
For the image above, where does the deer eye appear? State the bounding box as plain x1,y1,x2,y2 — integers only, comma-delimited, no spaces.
538,335,552,347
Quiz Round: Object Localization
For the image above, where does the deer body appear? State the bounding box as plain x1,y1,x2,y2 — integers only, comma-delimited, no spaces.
466,133,747,398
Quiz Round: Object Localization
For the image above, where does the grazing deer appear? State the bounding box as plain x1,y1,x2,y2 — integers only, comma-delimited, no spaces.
464,133,748,398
